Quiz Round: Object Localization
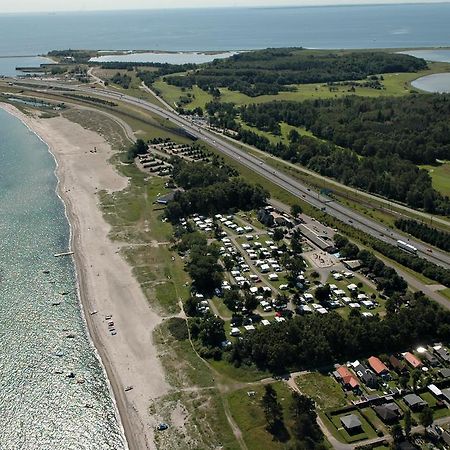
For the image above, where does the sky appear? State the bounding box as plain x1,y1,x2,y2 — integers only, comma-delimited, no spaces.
1,0,448,13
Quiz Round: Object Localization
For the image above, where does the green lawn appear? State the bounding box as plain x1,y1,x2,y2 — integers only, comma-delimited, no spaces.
419,162,450,197
361,407,389,435
327,410,378,443
295,372,349,410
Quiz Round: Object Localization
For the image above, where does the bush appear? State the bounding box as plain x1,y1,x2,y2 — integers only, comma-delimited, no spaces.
167,318,189,341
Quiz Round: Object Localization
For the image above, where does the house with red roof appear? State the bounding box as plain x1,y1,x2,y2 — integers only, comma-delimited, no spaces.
404,352,423,369
335,365,360,391
368,356,389,376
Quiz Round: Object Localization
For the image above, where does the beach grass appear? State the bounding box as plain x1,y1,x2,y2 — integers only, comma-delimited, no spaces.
153,320,241,449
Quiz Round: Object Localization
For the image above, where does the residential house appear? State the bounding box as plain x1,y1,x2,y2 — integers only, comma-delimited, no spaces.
335,366,360,391
434,346,450,364
340,414,362,434
404,352,423,369
368,356,390,377
373,402,402,423
389,355,408,374
352,362,378,389
423,351,439,367
403,393,427,411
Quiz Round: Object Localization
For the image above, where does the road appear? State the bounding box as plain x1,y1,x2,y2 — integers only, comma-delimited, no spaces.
12,79,450,270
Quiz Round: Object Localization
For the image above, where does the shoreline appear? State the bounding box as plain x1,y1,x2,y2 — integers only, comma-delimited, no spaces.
0,102,168,450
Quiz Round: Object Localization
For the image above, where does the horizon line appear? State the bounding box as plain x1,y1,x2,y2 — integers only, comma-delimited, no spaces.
1,1,450,15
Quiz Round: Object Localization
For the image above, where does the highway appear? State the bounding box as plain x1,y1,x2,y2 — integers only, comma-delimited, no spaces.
13,79,450,270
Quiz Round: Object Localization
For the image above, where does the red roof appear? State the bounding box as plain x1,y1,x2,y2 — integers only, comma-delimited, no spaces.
368,356,389,375
404,352,422,368
337,366,359,388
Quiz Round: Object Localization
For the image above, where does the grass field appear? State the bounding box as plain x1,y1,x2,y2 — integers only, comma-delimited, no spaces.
226,383,295,450
153,80,213,110
153,62,450,112
295,372,349,410
91,67,167,108
419,162,450,197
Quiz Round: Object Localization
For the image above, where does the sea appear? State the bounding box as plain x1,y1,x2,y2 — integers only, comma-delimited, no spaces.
0,3,450,449
0,109,127,449
0,3,449,57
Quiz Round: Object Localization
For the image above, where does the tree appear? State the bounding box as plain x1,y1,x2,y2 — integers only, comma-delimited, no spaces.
244,293,259,313
290,392,323,446
315,284,331,304
223,256,234,272
190,315,226,348
184,296,199,317
399,375,409,390
290,203,303,217
391,423,404,445
126,138,148,161
404,409,412,437
223,289,242,312
419,406,434,428
261,385,284,436
273,228,284,242
411,369,421,391
291,231,303,255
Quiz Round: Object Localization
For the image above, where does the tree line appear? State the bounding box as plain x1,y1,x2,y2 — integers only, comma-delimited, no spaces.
165,48,426,97
165,158,268,222
395,218,450,252
334,234,408,295
230,292,450,373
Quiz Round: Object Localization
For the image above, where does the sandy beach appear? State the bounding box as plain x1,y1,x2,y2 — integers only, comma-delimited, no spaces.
0,103,168,450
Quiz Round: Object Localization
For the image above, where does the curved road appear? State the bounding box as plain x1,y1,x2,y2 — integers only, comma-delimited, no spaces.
15,80,450,270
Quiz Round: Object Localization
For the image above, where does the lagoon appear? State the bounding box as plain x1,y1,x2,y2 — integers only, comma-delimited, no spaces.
90,51,237,65
412,73,450,93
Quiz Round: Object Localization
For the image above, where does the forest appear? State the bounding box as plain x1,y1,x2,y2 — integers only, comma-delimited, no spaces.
206,96,450,214
395,219,450,252
165,158,268,222
165,48,427,96
230,292,450,373
240,95,450,164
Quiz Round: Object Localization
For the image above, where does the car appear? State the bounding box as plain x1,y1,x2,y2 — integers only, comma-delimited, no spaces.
157,423,169,431
427,248,433,253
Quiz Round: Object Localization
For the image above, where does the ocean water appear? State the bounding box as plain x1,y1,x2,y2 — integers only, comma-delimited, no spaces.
0,4,449,57
401,49,450,63
0,56,53,77
0,108,126,449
